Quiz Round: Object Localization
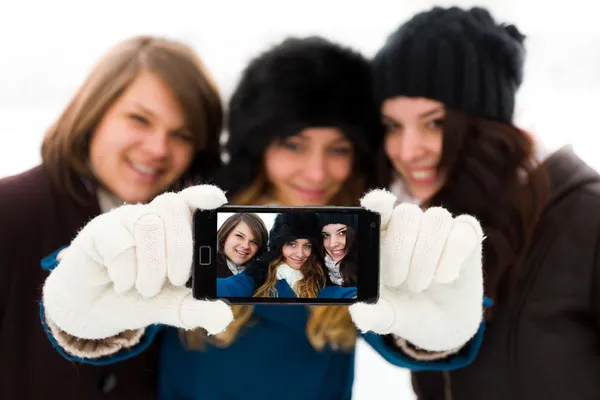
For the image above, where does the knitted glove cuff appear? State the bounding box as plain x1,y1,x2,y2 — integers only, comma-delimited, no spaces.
45,311,145,359
393,335,463,361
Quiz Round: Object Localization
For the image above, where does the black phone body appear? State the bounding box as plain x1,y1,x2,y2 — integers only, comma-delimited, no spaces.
192,205,380,305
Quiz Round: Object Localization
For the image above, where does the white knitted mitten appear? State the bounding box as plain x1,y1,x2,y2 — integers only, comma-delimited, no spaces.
43,185,233,340
349,189,485,352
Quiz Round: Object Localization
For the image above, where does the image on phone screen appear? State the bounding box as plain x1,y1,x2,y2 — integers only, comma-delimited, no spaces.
192,206,380,305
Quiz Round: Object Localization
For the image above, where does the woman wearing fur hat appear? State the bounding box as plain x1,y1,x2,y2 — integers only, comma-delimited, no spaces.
40,36,487,399
216,213,268,278
250,213,328,298
373,6,600,399
317,213,358,287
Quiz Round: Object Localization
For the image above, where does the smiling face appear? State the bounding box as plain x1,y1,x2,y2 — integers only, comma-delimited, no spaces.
264,128,354,206
320,223,348,262
222,221,260,265
89,70,195,204
382,96,445,202
281,239,313,270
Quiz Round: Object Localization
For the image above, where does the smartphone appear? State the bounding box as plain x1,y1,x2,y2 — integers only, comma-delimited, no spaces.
192,205,380,305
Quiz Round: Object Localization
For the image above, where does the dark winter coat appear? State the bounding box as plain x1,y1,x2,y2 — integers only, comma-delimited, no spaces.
0,165,161,399
411,146,600,400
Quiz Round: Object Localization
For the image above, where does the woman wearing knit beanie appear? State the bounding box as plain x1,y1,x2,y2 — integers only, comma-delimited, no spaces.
373,6,600,399
317,213,359,287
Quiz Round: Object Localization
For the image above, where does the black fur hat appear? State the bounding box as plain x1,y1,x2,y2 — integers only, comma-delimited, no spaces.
215,36,383,197
316,213,358,230
372,6,526,123
267,213,321,252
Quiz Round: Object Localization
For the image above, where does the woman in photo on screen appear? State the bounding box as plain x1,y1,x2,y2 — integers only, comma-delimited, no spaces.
317,213,358,287
251,213,325,298
216,213,268,278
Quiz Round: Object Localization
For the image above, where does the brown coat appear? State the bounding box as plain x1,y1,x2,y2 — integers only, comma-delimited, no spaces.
412,146,600,400
0,165,160,399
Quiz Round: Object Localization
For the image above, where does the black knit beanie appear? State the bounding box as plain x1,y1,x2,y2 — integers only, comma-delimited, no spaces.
372,6,526,123
214,36,382,197
316,213,358,230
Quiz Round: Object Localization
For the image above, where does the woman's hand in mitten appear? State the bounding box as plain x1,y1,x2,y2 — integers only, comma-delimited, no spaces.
349,189,485,352
43,185,233,340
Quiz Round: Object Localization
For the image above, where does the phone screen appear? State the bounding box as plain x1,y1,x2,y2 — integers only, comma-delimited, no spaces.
192,205,380,305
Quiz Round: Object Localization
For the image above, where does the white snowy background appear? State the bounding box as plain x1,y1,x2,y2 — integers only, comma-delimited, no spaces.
2,1,599,398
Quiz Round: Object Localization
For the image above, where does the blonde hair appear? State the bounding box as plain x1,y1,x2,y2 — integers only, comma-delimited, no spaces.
253,251,327,298
181,169,363,352
41,35,223,204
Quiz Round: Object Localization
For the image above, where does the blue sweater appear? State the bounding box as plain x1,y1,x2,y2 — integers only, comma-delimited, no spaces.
40,249,487,400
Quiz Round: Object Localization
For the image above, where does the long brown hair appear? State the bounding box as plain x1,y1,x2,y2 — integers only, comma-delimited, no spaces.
41,35,223,204
378,108,549,317
338,226,358,286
